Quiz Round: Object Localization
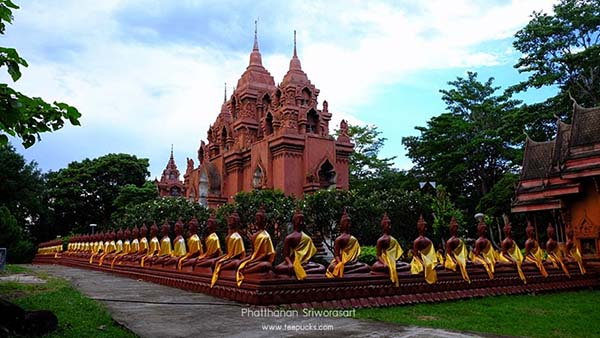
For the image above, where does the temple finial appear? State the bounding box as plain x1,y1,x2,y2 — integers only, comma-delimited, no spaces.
170,144,174,158
253,19,259,51
293,30,297,57
224,82,227,103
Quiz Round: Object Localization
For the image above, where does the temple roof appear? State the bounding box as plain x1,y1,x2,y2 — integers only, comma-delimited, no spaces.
571,103,600,147
280,31,313,90
521,138,554,180
159,146,182,183
235,22,276,99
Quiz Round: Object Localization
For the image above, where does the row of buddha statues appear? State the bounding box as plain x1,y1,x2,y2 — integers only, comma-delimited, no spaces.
61,207,586,288
36,239,63,256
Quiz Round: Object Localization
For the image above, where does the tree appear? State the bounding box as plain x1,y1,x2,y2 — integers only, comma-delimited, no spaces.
336,123,417,193
0,0,80,148
46,153,150,233
512,0,600,138
402,72,521,214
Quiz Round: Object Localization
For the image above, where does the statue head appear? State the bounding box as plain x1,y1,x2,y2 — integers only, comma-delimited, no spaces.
207,211,217,233
292,208,305,231
503,223,512,238
477,220,488,238
150,223,158,237
255,205,266,229
174,219,184,236
140,224,148,237
340,208,351,233
381,213,391,234
449,217,458,236
124,227,131,240
188,217,199,235
117,228,123,240
526,221,535,239
109,230,116,241
228,212,240,229
417,215,427,236
547,223,555,239
161,220,170,237
132,225,139,238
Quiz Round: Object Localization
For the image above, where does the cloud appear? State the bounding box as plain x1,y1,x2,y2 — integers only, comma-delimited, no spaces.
2,0,557,178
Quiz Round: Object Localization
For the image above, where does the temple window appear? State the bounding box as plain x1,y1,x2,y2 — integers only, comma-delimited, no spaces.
301,88,311,107
265,113,274,136
307,109,319,134
253,166,264,189
231,98,238,119
170,186,181,196
199,171,208,206
318,160,336,190
221,127,228,152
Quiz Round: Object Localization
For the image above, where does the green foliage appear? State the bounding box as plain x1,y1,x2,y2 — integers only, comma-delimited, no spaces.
0,0,81,148
112,197,210,232
402,72,521,215
513,0,600,109
0,206,35,263
356,290,600,338
2,267,136,338
430,186,465,242
358,245,377,265
45,153,150,233
477,172,519,217
112,181,158,218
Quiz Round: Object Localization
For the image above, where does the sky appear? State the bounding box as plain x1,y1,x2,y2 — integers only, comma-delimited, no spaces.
2,0,559,180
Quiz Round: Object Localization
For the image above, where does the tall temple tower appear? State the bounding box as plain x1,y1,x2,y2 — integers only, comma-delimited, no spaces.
184,26,353,207
156,146,185,197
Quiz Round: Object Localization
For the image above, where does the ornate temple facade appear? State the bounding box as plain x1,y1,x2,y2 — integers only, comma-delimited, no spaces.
156,147,185,197
512,102,600,258
180,30,353,207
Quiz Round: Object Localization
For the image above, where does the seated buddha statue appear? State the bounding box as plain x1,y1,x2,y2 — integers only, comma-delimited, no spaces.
496,223,526,283
371,213,410,286
274,209,325,280
410,215,439,284
102,228,124,266
160,219,188,268
523,221,548,277
121,225,142,262
469,220,497,280
177,217,203,270
111,228,131,268
140,223,160,267
443,217,470,283
236,206,276,286
210,212,246,288
326,208,371,278
89,232,106,264
545,224,570,277
190,213,222,270
98,230,117,266
151,221,177,266
564,225,586,274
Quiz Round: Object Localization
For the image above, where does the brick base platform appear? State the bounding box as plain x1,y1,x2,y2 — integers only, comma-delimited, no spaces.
33,255,598,309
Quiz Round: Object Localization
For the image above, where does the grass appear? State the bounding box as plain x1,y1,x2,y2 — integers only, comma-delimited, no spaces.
356,290,600,338
0,265,137,338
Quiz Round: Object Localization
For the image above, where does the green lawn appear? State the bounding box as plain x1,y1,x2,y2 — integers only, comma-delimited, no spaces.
0,265,137,338
356,290,600,338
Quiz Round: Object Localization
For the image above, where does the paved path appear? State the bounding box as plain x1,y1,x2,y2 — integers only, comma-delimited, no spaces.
30,265,505,338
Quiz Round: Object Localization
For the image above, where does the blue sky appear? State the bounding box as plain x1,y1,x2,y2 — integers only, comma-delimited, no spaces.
2,0,558,179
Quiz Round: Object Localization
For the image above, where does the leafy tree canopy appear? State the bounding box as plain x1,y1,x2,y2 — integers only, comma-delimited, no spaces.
0,0,81,148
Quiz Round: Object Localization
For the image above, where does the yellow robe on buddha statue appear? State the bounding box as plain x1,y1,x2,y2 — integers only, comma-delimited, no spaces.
381,236,403,287
547,247,570,278
200,233,221,259
444,240,470,283
326,235,361,279
291,232,317,280
496,242,526,283
469,241,496,280
141,237,160,267
569,246,586,274
159,237,172,256
525,242,548,277
177,234,202,270
410,242,438,284
98,241,117,266
236,230,275,286
210,232,245,288
111,240,130,268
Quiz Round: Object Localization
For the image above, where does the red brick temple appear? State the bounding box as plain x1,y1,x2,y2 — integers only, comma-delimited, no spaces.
512,102,600,258
181,29,353,207
156,146,185,197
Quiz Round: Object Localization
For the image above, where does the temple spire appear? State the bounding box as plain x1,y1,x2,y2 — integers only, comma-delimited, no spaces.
253,19,259,51
223,82,227,103
289,30,302,71
170,144,174,159
293,30,297,57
